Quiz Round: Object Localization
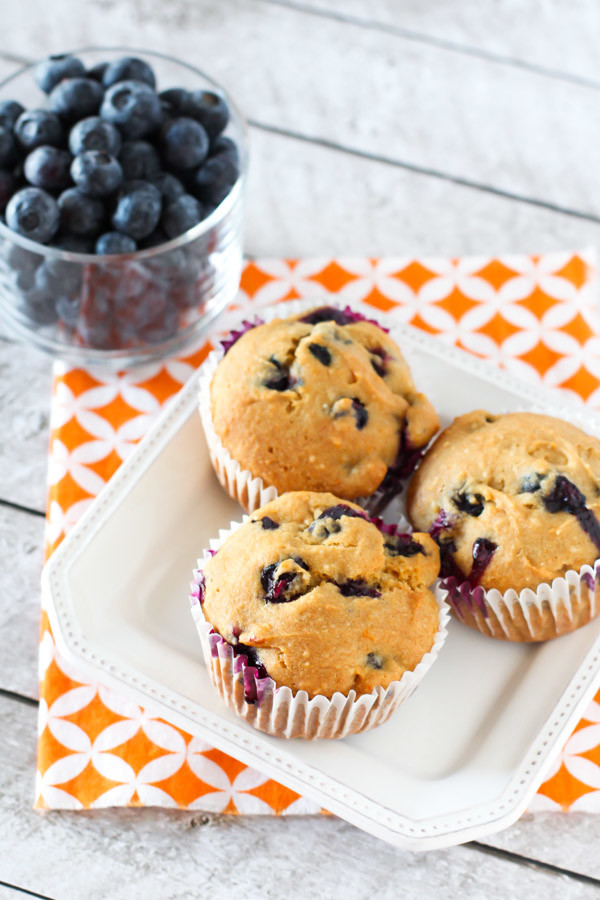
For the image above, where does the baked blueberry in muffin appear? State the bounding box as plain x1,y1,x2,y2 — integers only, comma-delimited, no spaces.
209,305,439,504
407,410,600,594
198,491,441,699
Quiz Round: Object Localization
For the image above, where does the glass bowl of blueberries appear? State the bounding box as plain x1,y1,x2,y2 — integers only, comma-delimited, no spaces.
0,48,246,369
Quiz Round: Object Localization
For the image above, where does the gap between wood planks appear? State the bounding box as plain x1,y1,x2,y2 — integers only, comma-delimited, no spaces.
2,45,600,226
256,0,600,92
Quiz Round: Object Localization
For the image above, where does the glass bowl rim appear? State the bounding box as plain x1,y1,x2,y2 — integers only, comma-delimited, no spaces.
0,45,248,264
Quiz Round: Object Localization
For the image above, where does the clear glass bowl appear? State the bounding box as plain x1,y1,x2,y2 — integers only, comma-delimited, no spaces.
0,48,247,370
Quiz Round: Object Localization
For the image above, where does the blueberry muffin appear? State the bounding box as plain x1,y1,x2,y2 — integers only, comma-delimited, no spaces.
407,411,600,640
208,306,439,506
198,491,441,702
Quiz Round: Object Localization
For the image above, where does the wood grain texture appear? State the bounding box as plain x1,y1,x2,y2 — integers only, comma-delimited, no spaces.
3,0,600,215
1,696,598,900
267,0,600,87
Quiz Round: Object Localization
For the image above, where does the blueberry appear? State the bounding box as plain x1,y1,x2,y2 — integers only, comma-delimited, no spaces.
318,504,366,522
161,117,209,170
337,579,381,598
24,146,72,192
158,87,189,116
112,179,162,240
260,563,298,603
49,78,104,122
68,116,121,156
469,538,497,586
0,126,17,167
57,187,104,236
452,490,485,517
366,652,383,669
543,475,600,553
0,100,24,130
192,154,238,207
71,151,123,198
139,227,168,249
14,109,64,151
7,244,42,275
300,306,356,327
384,535,425,557
19,286,58,325
519,473,545,494
162,193,203,238
35,54,85,94
351,398,368,430
259,516,279,530
56,295,81,327
95,231,137,254
183,90,229,139
370,348,388,378
0,169,16,211
102,57,156,89
48,233,94,253
118,140,161,180
308,342,331,366
210,134,239,164
101,80,162,139
35,257,82,297
86,61,109,82
263,356,295,391
6,187,59,243
149,171,185,203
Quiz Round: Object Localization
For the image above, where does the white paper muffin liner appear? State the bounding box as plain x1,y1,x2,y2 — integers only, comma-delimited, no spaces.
197,297,426,515
436,559,600,642
189,517,450,739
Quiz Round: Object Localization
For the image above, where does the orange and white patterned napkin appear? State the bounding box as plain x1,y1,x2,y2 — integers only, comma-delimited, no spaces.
37,251,600,813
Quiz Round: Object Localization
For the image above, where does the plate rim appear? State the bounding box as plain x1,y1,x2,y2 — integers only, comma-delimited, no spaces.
42,296,600,850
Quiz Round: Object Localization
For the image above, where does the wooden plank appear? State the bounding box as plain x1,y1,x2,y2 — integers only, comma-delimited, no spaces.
1,695,598,900
3,0,600,214
0,504,44,700
268,0,600,87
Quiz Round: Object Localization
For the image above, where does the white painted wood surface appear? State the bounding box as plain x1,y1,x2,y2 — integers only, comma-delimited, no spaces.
2,1,600,897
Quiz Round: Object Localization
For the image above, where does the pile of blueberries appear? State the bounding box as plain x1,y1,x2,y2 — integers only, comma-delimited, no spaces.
0,53,241,349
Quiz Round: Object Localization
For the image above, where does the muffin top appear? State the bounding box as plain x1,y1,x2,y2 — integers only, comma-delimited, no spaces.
200,491,440,699
407,411,600,593
210,306,439,500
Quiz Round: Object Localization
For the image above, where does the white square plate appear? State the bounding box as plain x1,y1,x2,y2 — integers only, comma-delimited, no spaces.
43,300,600,850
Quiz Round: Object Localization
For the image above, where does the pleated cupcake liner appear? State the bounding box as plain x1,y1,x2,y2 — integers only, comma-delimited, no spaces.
190,516,450,739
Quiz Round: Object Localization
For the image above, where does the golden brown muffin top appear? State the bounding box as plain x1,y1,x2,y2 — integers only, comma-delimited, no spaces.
210,306,439,500
407,411,600,593
201,491,440,699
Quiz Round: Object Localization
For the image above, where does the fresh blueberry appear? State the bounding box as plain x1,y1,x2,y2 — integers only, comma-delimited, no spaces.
70,151,123,198
95,231,137,254
48,233,94,253
162,193,203,238
118,140,161,180
161,117,209,170
68,116,121,156
35,54,85,94
183,90,229,139
0,169,16,211
111,179,162,240
56,295,81,327
35,257,82,297
452,490,485,517
7,244,42,276
5,187,59,243
384,535,425,557
210,134,239,164
158,87,189,114
366,652,383,669
148,171,185,203
24,146,72,192
14,109,64,151
192,154,238,207
19,286,58,325
57,187,104,236
49,78,104,122
100,80,162,139
0,126,17,167
0,99,24,130
139,227,168,249
86,61,109,82
308,342,331,366
102,56,156,89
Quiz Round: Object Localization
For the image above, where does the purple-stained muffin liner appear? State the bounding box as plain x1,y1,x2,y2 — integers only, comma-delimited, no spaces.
190,516,450,740
435,558,600,641
198,297,430,515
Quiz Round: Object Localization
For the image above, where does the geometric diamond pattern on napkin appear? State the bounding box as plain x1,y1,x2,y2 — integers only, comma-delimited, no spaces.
38,249,600,812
